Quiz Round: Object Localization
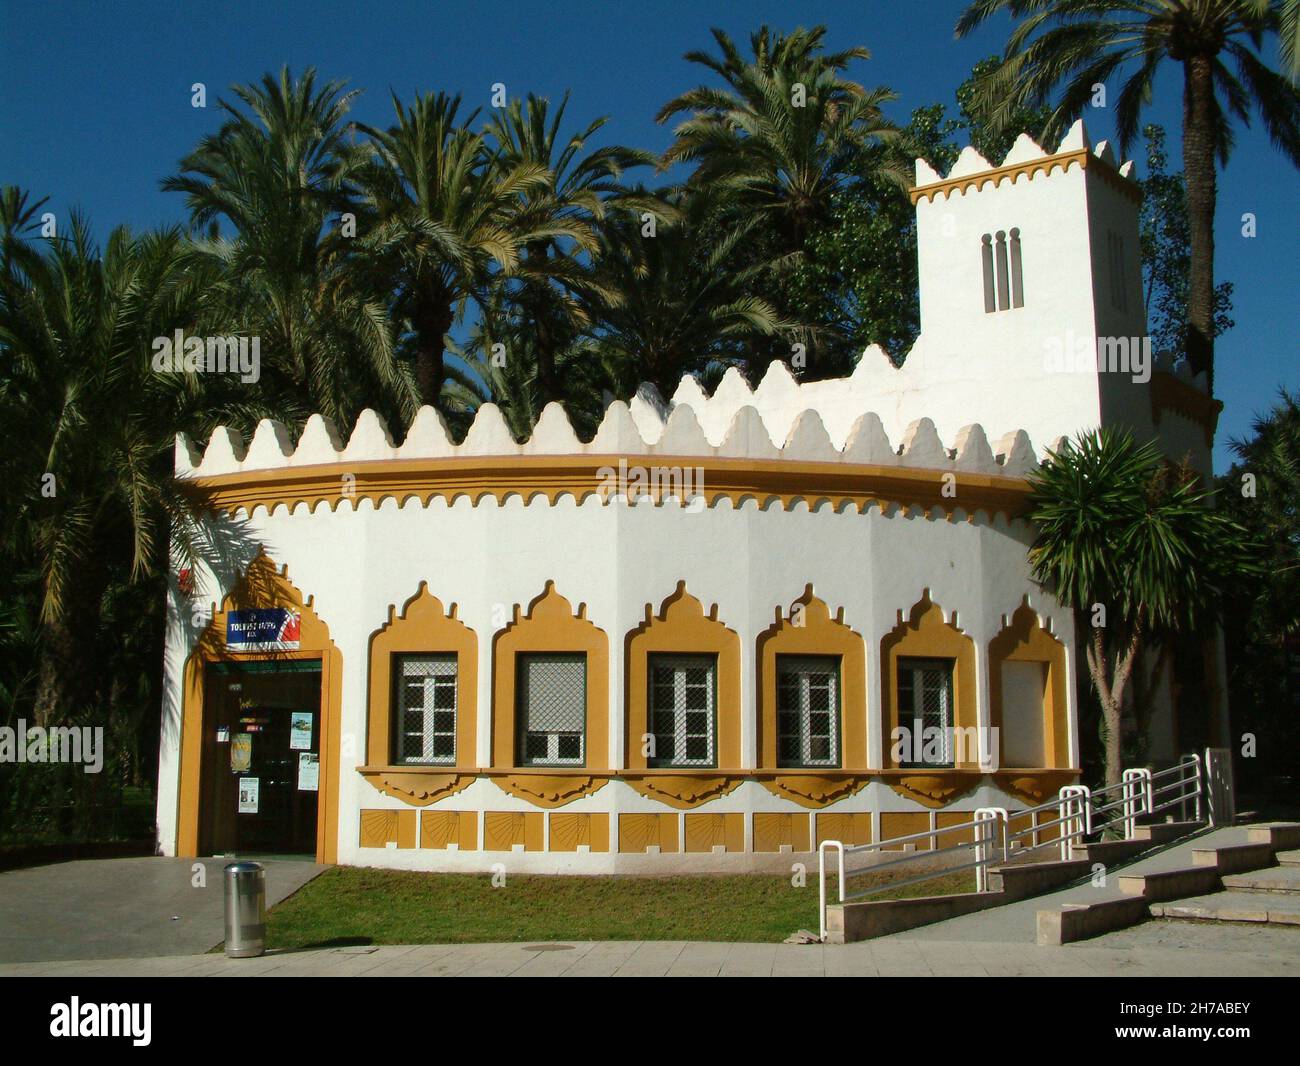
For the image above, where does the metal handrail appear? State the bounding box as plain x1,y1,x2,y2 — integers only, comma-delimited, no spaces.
817,751,1211,941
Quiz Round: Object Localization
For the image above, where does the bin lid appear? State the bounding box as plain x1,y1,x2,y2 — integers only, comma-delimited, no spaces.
224,861,265,874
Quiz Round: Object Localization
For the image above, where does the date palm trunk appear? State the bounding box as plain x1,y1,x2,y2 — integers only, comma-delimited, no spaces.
1182,54,1218,394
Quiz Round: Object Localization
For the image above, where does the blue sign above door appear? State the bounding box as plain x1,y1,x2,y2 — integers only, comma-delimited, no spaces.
226,608,301,651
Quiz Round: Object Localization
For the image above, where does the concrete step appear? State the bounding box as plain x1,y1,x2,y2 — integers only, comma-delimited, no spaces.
1277,850,1300,867
1118,865,1220,902
1191,841,1275,874
1151,890,1300,926
1221,865,1300,894
1075,839,1151,865
1246,823,1300,850
1131,820,1204,845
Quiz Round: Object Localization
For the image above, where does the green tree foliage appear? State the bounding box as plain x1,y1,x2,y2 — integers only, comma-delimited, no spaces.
1025,429,1257,786
1139,124,1235,360
1218,391,1300,794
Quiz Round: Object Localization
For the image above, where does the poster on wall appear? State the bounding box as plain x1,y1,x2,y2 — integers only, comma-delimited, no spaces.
289,711,314,751
238,777,260,814
297,752,319,792
230,733,252,773
225,608,301,651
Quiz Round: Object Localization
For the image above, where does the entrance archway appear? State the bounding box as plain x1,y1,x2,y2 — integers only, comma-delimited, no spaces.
176,551,343,863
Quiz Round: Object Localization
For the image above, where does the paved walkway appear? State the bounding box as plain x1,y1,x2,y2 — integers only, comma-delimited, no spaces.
2,827,1297,975
0,856,324,963
0,927,1296,977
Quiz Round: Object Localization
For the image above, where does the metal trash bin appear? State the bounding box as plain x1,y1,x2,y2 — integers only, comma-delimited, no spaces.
223,861,266,958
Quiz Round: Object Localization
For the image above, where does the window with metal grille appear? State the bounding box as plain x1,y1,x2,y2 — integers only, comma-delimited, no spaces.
776,655,840,767
898,656,954,767
517,653,586,766
647,654,716,767
394,654,457,765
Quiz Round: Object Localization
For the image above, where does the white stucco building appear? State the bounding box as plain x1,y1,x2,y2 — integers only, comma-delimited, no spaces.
155,121,1221,871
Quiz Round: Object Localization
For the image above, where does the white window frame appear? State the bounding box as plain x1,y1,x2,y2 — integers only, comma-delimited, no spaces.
518,653,586,767
898,656,955,767
647,654,716,768
395,654,457,766
776,655,841,768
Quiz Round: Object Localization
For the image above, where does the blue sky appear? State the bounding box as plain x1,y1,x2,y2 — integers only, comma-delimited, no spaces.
2,0,1295,471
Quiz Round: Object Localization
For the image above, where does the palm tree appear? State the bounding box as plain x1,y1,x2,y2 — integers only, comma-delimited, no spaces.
0,210,217,727
163,66,412,431
1025,428,1255,786
578,190,790,398
956,1,1300,395
657,26,904,248
358,91,591,411
484,92,659,408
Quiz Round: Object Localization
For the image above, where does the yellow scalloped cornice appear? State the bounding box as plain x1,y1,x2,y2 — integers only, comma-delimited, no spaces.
181,454,1032,522
1150,371,1223,447
910,148,1140,205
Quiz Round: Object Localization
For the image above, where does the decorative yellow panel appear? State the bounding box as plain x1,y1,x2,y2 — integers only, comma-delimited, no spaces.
684,813,744,852
548,812,609,853
420,810,477,850
618,813,679,853
815,812,872,847
752,812,812,853
484,811,545,851
359,808,416,849
879,812,931,850
936,811,976,848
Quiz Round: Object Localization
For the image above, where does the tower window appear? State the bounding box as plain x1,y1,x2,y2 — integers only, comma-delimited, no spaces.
982,229,1024,312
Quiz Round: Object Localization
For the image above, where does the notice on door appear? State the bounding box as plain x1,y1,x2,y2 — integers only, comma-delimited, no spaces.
230,733,252,773
289,711,313,751
297,752,319,792
238,776,260,814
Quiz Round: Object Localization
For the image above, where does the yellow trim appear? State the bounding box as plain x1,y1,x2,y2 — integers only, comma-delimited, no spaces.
365,583,478,771
757,585,867,772
909,147,1140,205
881,590,979,770
491,582,610,770
753,812,812,852
184,454,1031,520
988,598,1071,769
624,581,742,771
176,551,343,864
1150,370,1223,447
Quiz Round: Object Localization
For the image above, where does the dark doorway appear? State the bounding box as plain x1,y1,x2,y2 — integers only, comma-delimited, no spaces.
199,660,322,856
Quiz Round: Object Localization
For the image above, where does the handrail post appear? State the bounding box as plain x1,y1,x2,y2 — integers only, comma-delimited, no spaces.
972,808,1007,892
1121,769,1152,840
818,840,845,942
1059,785,1091,858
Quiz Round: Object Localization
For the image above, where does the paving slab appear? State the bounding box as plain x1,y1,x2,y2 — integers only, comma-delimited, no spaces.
0,855,324,963
1151,890,1300,925
1221,865,1300,893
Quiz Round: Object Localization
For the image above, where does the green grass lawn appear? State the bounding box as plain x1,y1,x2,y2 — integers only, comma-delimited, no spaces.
264,865,974,947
